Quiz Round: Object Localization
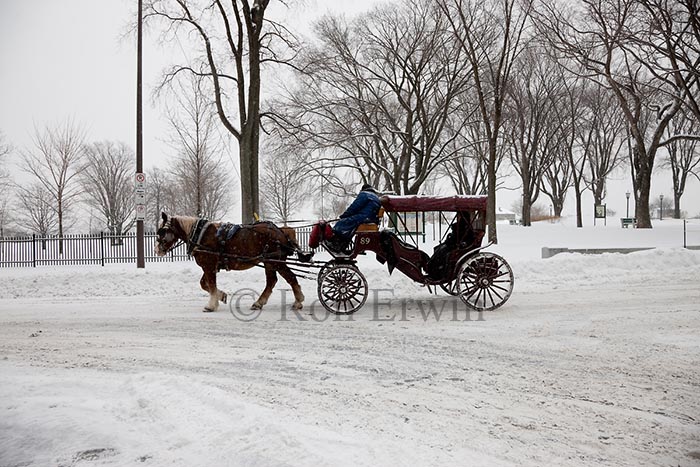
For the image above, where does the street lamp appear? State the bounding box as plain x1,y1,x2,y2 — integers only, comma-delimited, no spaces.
659,194,664,220
625,191,630,218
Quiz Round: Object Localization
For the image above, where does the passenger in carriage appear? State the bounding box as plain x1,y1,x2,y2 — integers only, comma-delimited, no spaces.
426,212,475,280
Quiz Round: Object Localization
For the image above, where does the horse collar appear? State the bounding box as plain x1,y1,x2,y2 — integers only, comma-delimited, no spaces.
187,218,210,256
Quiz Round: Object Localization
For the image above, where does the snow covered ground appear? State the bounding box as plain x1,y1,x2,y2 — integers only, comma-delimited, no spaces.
1,218,700,467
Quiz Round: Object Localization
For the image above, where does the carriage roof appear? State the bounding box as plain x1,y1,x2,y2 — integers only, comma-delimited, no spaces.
380,195,487,213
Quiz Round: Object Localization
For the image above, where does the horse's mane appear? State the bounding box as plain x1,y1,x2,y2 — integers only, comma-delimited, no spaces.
173,216,199,236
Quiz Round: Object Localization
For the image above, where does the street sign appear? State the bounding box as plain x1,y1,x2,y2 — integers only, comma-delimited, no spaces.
594,204,606,218
135,204,146,221
135,172,146,190
594,204,607,226
135,192,146,204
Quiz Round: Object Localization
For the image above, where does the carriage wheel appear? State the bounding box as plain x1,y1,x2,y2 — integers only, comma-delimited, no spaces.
317,264,368,314
439,281,458,296
457,253,513,311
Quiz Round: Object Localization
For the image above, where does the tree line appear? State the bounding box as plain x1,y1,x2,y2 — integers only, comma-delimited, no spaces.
1,0,699,242
0,74,232,241
142,0,700,238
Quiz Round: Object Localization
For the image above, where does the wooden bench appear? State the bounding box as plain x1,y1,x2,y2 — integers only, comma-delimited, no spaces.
620,217,637,228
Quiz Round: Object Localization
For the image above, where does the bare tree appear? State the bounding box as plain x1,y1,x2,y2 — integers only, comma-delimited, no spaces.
20,120,85,252
145,167,174,231
80,141,135,239
0,131,12,236
634,0,700,127
534,0,693,228
542,68,591,225
439,98,510,196
540,147,572,218
0,131,10,185
504,44,562,225
165,74,232,220
259,140,309,223
579,85,627,206
663,111,700,218
281,0,472,196
146,0,298,222
438,0,532,243
15,183,59,243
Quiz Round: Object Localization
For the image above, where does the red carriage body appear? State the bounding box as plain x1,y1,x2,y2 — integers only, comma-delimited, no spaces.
316,195,514,314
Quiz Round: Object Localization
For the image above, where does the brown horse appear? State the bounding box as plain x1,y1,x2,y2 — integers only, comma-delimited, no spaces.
154,213,305,312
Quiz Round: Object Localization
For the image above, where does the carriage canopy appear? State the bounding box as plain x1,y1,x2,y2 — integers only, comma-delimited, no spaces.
380,195,487,213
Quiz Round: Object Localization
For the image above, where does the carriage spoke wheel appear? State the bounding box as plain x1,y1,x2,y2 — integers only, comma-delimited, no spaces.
317,264,368,314
439,281,458,296
457,252,514,311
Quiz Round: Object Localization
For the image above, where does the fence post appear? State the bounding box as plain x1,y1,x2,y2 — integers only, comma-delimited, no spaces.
101,231,105,266
32,234,36,268
684,220,687,249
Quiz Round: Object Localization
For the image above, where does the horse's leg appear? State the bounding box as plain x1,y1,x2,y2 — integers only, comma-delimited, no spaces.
277,264,305,310
252,265,278,310
200,268,220,312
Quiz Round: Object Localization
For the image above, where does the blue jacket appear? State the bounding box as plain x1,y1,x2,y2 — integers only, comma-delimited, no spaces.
333,190,381,239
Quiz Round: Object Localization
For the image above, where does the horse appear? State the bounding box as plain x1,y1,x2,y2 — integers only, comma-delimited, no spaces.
154,212,305,312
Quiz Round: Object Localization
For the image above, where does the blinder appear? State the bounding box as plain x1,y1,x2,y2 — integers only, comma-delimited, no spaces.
155,219,178,255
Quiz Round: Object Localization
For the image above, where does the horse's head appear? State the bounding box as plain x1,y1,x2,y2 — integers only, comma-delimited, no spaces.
155,212,178,256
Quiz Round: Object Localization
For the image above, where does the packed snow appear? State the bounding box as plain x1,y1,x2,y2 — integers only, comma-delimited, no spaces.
1,218,700,467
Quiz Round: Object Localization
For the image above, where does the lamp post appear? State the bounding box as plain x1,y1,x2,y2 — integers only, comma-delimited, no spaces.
625,191,630,218
659,194,664,220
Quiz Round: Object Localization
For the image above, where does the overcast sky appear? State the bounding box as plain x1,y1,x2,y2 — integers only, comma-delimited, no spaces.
0,0,379,167
1,0,698,219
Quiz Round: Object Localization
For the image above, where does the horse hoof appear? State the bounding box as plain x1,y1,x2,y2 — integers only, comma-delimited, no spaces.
203,307,215,313
250,303,262,310
293,303,303,310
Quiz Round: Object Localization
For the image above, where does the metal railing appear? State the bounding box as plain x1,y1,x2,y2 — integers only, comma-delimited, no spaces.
0,232,190,268
0,227,316,268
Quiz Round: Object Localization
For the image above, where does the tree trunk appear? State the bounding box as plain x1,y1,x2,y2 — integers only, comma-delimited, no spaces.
487,139,498,243
673,193,681,219
635,175,653,228
593,179,604,206
239,118,261,223
629,141,652,228
58,199,64,255
574,186,583,228
240,20,262,223
553,200,563,217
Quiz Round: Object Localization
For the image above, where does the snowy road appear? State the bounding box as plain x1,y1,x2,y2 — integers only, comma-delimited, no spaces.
1,248,699,466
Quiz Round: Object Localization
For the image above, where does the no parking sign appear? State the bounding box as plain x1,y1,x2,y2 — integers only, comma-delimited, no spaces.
135,173,146,221
135,172,146,190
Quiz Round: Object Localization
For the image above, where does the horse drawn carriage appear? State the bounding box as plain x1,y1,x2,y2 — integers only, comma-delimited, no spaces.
315,194,514,314
154,194,514,314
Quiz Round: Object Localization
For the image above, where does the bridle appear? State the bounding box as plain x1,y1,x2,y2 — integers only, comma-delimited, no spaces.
157,217,208,256
156,219,184,255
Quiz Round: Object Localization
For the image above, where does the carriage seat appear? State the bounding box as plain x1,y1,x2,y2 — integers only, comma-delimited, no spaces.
356,223,379,232
355,207,385,233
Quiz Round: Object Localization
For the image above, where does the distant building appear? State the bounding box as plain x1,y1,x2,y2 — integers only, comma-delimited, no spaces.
496,207,516,223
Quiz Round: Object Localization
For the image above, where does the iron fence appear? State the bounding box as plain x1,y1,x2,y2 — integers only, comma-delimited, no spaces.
0,232,190,268
0,227,315,268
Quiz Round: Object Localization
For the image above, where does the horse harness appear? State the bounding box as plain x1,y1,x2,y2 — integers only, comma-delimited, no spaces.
183,219,296,263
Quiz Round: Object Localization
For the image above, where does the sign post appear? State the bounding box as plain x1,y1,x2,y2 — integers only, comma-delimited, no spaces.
594,204,607,226
136,0,145,268
135,173,146,222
